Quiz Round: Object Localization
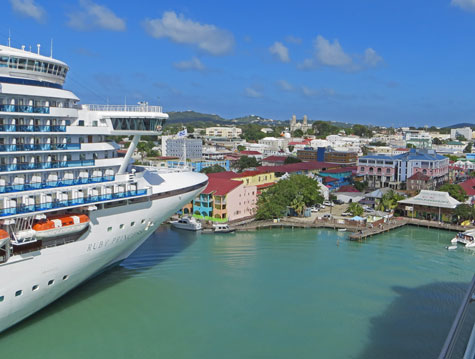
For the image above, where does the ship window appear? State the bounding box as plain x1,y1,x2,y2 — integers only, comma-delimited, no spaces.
18,58,26,70
120,224,124,229
0,56,8,67
141,219,145,224
62,275,69,281
130,221,135,227
27,59,34,71
0,296,3,302
40,62,47,73
107,226,112,232
15,290,22,297
47,63,53,74
32,285,39,291
48,280,54,286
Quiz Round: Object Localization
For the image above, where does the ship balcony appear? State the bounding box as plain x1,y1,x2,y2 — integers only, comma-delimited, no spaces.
0,189,148,217
0,159,95,172
0,176,115,194
0,143,80,152
0,125,66,132
0,104,50,114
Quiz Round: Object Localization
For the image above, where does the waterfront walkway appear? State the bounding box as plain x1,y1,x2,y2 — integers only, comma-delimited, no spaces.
233,217,474,241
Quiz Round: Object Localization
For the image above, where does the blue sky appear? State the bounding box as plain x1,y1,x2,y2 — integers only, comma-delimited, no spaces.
2,0,475,127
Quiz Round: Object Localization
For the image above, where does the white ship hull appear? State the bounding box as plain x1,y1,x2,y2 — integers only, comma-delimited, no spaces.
0,175,206,333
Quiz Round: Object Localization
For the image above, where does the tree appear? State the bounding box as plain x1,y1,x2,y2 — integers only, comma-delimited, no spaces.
456,134,467,142
256,175,324,219
439,183,468,202
432,137,443,145
352,124,373,138
288,145,295,152
312,121,340,138
292,129,304,138
240,124,266,142
445,154,459,162
464,142,472,153
348,202,364,216
290,194,306,216
201,165,226,174
406,143,416,149
284,156,302,164
454,204,474,222
369,141,387,146
376,190,404,211
237,145,246,152
233,156,260,172
354,181,368,192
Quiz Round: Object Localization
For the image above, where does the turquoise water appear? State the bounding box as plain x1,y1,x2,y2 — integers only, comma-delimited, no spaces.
1,226,474,359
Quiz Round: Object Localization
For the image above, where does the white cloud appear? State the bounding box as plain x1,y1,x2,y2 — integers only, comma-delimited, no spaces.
363,48,383,67
300,86,336,98
173,57,205,72
269,41,290,63
144,11,234,56
68,0,126,31
451,0,475,12
9,0,45,23
297,58,316,70
314,35,352,67
277,80,294,91
285,35,302,44
244,87,263,98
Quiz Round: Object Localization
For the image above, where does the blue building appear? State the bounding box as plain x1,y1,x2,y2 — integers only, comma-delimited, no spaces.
167,159,230,172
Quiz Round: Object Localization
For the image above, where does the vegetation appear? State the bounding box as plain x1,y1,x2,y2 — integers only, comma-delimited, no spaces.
464,142,472,153
256,175,324,219
239,124,267,142
284,156,302,164
432,137,443,145
353,180,368,192
137,140,157,159
454,204,475,222
445,154,459,162
312,121,340,138
292,129,304,137
406,143,416,149
348,202,364,216
369,140,387,146
376,190,405,212
439,183,468,202
233,156,260,172
200,165,226,174
237,145,246,152
351,124,373,138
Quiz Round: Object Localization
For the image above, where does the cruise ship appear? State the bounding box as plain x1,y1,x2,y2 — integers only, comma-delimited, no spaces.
0,44,208,332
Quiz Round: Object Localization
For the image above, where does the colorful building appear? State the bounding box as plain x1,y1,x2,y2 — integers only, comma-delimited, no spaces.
357,149,449,189
398,190,460,222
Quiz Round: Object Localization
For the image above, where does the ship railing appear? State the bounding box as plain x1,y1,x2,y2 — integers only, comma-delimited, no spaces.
0,143,80,152
0,176,116,194
0,124,66,132
0,104,50,114
83,104,163,113
438,274,475,359
0,189,149,216
0,160,95,172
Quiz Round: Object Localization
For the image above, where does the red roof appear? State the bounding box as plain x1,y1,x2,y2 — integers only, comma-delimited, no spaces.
460,178,475,196
256,182,275,189
289,141,308,146
236,170,265,177
408,172,430,181
240,150,262,155
207,171,239,179
336,185,360,193
262,155,287,163
258,161,342,174
323,177,338,183
396,148,409,152
202,178,243,196
320,167,353,174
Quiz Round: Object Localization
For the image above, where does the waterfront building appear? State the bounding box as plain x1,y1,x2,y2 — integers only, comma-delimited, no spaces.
450,127,473,141
162,137,203,160
398,190,460,222
205,126,242,138
166,159,230,172
406,172,436,191
459,178,475,204
357,149,449,189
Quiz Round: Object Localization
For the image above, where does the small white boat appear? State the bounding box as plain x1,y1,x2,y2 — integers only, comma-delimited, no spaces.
451,229,475,248
170,217,202,231
213,223,235,233
338,228,347,232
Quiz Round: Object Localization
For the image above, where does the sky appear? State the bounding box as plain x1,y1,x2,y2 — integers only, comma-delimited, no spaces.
1,0,475,127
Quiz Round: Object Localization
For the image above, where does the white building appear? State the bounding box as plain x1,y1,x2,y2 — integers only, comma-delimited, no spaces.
258,137,289,151
450,127,473,141
206,126,242,138
162,137,203,160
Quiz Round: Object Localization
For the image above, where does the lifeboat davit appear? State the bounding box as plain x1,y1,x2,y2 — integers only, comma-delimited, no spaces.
0,229,9,247
33,214,90,239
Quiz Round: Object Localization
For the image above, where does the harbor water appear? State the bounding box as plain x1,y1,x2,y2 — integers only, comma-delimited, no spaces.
1,226,474,358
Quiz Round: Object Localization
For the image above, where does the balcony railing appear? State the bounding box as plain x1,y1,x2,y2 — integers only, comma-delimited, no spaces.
0,104,50,114
0,124,66,132
0,176,115,194
0,189,148,216
83,104,162,113
0,160,95,172
0,143,80,152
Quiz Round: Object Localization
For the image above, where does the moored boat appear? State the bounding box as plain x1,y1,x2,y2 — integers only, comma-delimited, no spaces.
451,229,475,248
213,223,235,233
170,216,202,231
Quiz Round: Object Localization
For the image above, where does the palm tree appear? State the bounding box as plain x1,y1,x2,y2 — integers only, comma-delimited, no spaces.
291,194,306,217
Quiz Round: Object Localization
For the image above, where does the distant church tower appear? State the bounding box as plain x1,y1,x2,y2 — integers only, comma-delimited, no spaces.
290,114,311,134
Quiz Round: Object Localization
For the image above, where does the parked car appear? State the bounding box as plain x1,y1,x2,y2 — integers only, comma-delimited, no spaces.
323,201,333,207
310,207,319,213
341,212,351,217
322,214,333,219
333,199,344,205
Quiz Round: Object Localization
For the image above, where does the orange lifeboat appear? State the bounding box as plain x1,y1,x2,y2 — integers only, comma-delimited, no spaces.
33,214,90,239
0,229,9,247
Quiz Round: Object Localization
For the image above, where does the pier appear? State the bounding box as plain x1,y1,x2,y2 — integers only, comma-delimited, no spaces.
232,217,474,241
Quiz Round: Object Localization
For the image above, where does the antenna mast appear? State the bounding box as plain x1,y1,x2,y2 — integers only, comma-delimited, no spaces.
8,29,11,47
50,38,53,58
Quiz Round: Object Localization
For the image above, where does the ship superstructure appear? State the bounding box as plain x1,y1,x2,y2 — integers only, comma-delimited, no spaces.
0,44,207,332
